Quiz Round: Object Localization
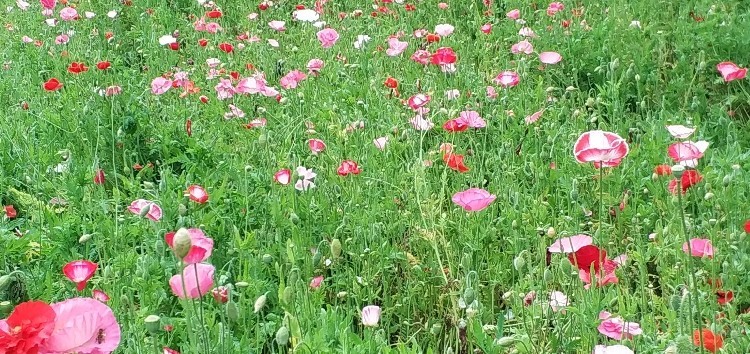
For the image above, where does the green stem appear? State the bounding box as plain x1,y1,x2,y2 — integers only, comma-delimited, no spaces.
599,166,604,243
676,181,704,354
192,264,210,354
179,264,198,353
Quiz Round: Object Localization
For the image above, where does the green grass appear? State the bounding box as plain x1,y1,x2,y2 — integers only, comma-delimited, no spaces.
2,0,750,353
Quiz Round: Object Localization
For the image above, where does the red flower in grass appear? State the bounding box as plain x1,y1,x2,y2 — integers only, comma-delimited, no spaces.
63,260,98,291
337,160,361,176
693,328,723,353
43,78,63,91
67,62,88,74
443,153,469,173
442,118,468,132
0,301,56,353
206,10,222,18
4,205,17,219
668,170,702,194
568,245,607,273
654,164,672,176
218,43,234,53
430,47,457,65
716,290,733,305
93,169,106,185
185,185,209,204
744,219,750,234
96,61,111,70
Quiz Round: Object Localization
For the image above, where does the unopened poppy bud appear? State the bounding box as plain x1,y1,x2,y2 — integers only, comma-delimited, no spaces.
257,133,268,146
312,251,322,266
543,268,553,283
0,301,12,317
495,336,516,347
275,326,290,345
278,97,288,104
330,238,342,258
511,220,518,228
262,254,273,264
254,292,268,313
0,275,11,291
144,315,161,333
651,172,659,180
546,227,556,237
78,233,93,243
289,212,300,224
669,293,681,312
463,288,476,304
704,192,714,200
430,323,442,335
513,255,525,271
722,175,732,186
172,228,193,259
336,291,348,298
671,165,685,178
226,301,239,322
282,286,294,305
288,269,299,285
138,203,152,217
178,203,188,216
235,281,249,288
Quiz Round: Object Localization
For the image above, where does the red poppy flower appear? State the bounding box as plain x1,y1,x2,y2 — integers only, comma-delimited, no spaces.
443,118,468,132
693,328,723,353
67,62,88,74
0,301,56,353
93,169,106,185
258,2,269,10
744,219,750,234
443,153,469,173
425,33,441,43
43,78,63,91
96,61,111,70
186,119,192,137
716,290,733,305
4,205,17,219
405,4,416,11
295,4,305,10
430,47,457,65
337,160,361,176
169,42,180,51
668,170,703,194
568,245,607,272
654,164,671,176
198,38,208,47
384,77,398,89
218,43,234,53
206,10,222,18
186,185,209,204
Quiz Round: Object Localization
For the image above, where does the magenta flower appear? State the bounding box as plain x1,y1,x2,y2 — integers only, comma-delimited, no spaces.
682,238,714,258
165,228,214,264
716,61,747,82
493,71,519,88
316,28,339,48
452,188,496,212
597,316,643,340
127,199,163,221
548,234,593,253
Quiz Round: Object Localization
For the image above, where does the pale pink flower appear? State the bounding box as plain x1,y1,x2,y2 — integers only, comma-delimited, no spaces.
506,9,520,20
17,0,30,10
411,50,431,65
511,40,534,55
308,138,326,154
665,125,695,139
458,110,486,128
410,116,434,131
206,58,221,68
598,317,643,340
434,24,454,37
293,9,319,22
717,61,747,82
386,38,408,56
150,77,172,95
169,263,215,299
593,345,634,354
682,238,714,258
54,34,69,44
549,291,569,312
539,51,562,64
214,78,236,100
280,70,307,89
309,276,324,289
573,130,629,168
22,35,34,43
437,2,448,9
667,141,708,167
480,23,492,34
104,85,122,97
413,29,428,38
206,23,221,34
494,71,520,88
518,27,537,38
59,6,77,21
373,137,389,150
274,169,291,185
316,28,339,48
525,109,544,124
223,104,245,119
45,298,121,353
268,20,286,31
353,34,371,50
452,188,496,212
361,305,381,327
307,59,324,75
486,86,498,99
127,199,163,221
407,93,430,110
548,235,593,253
546,2,564,16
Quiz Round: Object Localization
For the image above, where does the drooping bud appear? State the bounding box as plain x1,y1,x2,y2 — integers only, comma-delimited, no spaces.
235,281,249,288
254,292,268,313
78,233,93,244
513,255,526,272
172,228,192,259
671,165,685,178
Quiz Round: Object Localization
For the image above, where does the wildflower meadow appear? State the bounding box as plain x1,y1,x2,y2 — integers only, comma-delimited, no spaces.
2,0,750,353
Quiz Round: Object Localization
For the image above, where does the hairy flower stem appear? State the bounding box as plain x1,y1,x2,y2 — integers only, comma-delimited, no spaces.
192,264,210,354
676,183,704,354
179,264,199,353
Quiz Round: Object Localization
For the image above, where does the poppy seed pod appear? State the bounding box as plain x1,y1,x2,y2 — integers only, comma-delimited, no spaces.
172,228,193,259
144,315,161,333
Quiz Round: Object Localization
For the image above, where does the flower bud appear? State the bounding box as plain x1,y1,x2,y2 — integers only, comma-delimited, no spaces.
78,233,93,244
671,165,685,178
546,227,556,237
704,192,714,200
543,268,553,283
275,326,290,346
138,203,152,217
513,255,526,272
172,228,193,259
337,291,348,298
254,292,268,313
0,301,13,317
178,203,188,216
226,301,239,322
144,315,161,333
495,336,516,347
330,238,342,258
235,281,250,288
463,288,476,305
289,212,300,224
723,175,732,186
282,286,294,305
0,275,12,291
262,254,273,264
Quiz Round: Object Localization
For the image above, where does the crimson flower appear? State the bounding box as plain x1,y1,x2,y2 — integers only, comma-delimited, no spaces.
0,301,56,353
62,260,98,291
67,62,88,74
337,160,361,176
43,78,63,91
96,61,111,70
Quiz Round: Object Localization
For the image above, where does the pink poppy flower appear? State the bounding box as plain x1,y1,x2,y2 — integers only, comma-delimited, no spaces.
169,263,215,299
373,137,389,150
55,34,69,45
539,51,562,64
307,58,324,75
316,28,339,48
682,238,714,258
165,228,214,264
214,78,235,100
309,276,324,289
667,141,708,167
506,9,520,19
666,125,695,139
579,259,620,289
518,27,538,38
127,199,163,221
525,109,544,124
294,166,317,191
151,77,172,95
411,50,431,65
549,291,569,312
430,47,457,65
548,234,593,253
573,130,630,168
63,260,98,291
337,160,361,176
361,305,381,327
41,0,56,9
546,2,564,16
486,86,498,99
716,61,747,82
308,138,326,154
268,20,286,31
494,71,519,88
593,345,634,354
280,70,307,89
93,289,110,302
407,93,431,110
410,116,434,131
45,298,121,353
434,24,454,37
386,38,409,56
274,169,291,185
458,110,486,128
598,317,643,340
185,185,209,204
59,7,77,20
511,40,534,55
452,188,496,212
